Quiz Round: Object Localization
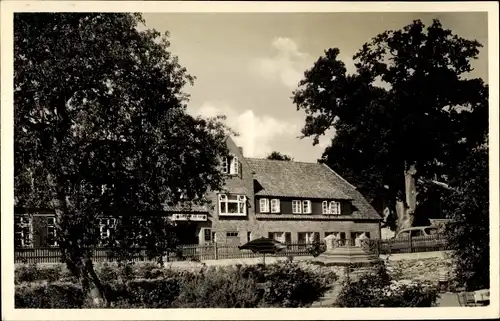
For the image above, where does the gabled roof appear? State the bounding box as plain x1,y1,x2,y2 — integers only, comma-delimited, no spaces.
247,158,381,221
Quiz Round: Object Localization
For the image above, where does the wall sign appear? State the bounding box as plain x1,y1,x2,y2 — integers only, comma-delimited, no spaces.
171,214,207,221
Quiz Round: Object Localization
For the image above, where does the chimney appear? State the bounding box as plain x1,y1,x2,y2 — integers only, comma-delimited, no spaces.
238,146,243,156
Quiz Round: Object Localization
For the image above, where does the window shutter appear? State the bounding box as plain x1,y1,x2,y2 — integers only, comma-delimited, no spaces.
221,157,229,174
272,199,280,213
232,156,239,175
322,201,328,214
260,198,268,213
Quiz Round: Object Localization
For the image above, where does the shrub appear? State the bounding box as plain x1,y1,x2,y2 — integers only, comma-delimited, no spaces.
121,278,182,308
173,266,261,308
259,261,330,307
336,264,439,307
307,242,326,257
15,281,86,308
15,264,64,284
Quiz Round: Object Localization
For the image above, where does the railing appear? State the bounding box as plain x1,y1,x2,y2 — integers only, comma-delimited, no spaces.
14,235,450,264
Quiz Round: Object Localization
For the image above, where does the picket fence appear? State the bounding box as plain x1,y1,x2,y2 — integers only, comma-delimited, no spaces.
14,235,450,264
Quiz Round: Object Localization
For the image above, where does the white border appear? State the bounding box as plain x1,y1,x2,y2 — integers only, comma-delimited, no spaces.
1,1,499,320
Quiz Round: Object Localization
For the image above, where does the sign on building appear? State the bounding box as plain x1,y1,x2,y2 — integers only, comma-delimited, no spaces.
171,213,207,221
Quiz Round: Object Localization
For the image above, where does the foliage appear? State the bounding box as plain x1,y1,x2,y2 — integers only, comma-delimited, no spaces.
292,19,488,228
443,145,489,291
307,241,326,257
266,151,293,161
14,12,232,303
336,264,439,307
15,281,86,308
259,261,331,307
15,261,335,308
173,266,262,308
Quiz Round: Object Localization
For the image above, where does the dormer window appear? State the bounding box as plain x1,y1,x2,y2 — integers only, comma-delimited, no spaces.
270,199,280,213
302,200,312,214
322,200,341,215
222,155,240,175
260,198,281,213
260,198,270,213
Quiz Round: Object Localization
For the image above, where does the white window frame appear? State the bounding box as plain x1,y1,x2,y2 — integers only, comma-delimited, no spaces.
302,200,312,214
218,194,247,216
222,155,240,176
230,156,239,175
330,201,341,215
270,199,280,213
322,200,342,215
269,232,286,243
99,218,116,241
221,156,229,174
46,216,58,247
322,201,329,214
260,198,270,213
15,216,33,248
292,200,302,214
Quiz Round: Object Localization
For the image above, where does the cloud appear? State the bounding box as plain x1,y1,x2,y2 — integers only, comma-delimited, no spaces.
194,102,300,158
252,37,313,89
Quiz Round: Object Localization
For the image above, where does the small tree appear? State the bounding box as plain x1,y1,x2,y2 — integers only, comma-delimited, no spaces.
14,13,231,306
266,151,293,161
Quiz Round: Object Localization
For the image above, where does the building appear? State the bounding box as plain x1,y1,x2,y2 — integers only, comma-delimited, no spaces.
14,137,382,248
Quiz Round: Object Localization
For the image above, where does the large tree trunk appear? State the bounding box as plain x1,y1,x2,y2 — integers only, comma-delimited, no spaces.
80,255,109,307
396,163,417,232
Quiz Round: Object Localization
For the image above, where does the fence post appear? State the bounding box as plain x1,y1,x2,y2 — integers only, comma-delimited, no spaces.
214,242,218,260
409,235,413,253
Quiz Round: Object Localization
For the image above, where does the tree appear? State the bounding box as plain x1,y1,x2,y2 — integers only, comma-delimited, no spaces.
292,19,488,231
266,151,293,161
443,144,489,290
14,13,231,306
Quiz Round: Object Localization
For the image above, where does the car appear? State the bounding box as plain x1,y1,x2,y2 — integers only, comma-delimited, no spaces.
386,226,447,253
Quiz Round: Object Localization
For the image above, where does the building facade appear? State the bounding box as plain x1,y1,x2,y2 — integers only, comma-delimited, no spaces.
14,137,382,248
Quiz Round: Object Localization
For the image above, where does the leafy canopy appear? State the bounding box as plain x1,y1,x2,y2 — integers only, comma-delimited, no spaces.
292,19,488,218
14,13,230,267
266,151,293,161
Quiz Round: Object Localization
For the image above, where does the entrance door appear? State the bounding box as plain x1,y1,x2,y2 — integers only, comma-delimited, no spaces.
174,223,198,245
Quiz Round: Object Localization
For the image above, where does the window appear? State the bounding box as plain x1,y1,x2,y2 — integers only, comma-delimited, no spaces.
14,216,32,248
260,198,270,213
330,201,341,215
268,232,291,244
292,200,302,214
270,199,280,213
322,200,341,215
99,218,116,242
222,155,240,175
302,200,311,214
298,232,319,244
46,216,57,247
219,194,247,216
226,232,239,237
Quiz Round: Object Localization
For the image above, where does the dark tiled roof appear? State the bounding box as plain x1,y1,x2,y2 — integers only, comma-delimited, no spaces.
247,158,382,221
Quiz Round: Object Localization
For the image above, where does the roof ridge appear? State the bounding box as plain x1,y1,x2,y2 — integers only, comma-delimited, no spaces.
245,157,320,165
321,163,357,190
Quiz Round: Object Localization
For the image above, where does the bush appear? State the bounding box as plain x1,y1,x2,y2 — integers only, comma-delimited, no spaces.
259,261,330,307
15,263,64,284
173,266,261,308
120,278,182,308
15,281,86,308
336,264,439,307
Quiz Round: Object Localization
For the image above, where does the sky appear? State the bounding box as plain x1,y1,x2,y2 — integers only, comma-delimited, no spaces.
141,12,489,162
